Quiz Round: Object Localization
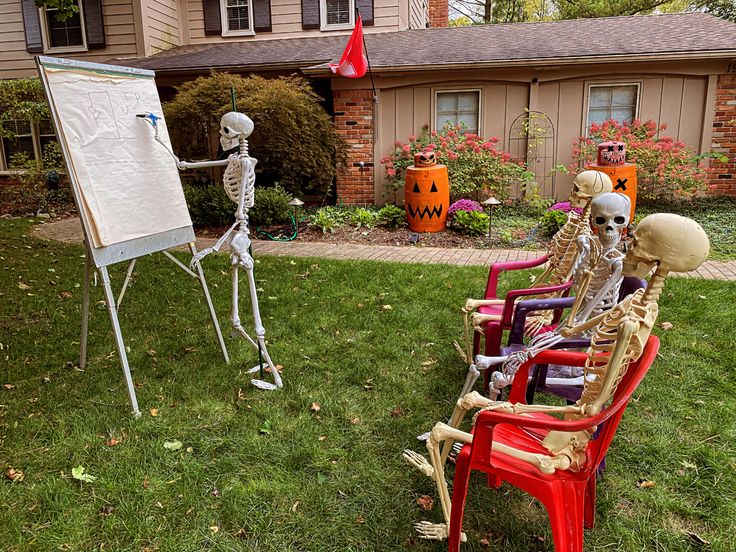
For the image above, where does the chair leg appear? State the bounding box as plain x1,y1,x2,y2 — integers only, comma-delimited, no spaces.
584,475,596,529
449,454,473,552
472,331,481,358
544,481,585,552
486,473,502,489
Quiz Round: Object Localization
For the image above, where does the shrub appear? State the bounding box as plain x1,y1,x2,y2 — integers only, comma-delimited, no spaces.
453,210,489,236
447,199,483,224
251,185,293,227
349,207,378,229
570,119,710,200
539,207,570,237
310,206,346,234
377,204,405,229
183,183,234,226
164,73,347,198
8,142,72,216
381,123,534,201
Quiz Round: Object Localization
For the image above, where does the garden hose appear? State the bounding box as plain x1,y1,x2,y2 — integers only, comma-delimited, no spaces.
255,213,306,242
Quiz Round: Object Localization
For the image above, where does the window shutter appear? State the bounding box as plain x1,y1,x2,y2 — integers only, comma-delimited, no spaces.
356,0,373,26
203,0,222,35
20,0,43,53
253,0,271,32
82,0,106,49
301,0,319,29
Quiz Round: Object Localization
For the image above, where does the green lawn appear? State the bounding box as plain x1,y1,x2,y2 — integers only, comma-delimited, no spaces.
1,219,735,552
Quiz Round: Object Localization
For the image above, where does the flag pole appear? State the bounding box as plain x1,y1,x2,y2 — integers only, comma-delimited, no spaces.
356,7,377,103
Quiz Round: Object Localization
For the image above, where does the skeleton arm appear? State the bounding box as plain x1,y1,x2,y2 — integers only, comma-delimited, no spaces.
189,220,239,269
576,258,623,324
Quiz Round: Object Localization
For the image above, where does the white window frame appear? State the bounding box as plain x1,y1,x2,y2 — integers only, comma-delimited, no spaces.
584,82,641,135
39,0,87,54
221,0,255,37
320,0,355,31
432,88,483,135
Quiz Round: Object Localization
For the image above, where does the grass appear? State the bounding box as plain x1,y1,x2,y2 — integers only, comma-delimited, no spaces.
1,218,735,551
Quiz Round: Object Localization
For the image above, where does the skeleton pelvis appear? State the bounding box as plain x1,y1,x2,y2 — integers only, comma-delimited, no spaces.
542,429,591,471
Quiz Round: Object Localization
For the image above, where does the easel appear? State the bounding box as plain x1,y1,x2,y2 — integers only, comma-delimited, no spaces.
37,56,229,416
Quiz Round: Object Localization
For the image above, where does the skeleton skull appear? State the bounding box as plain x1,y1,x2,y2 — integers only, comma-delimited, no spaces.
623,213,710,278
219,112,254,151
591,192,630,249
569,170,613,208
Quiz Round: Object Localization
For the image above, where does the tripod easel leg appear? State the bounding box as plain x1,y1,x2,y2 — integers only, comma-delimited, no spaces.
80,248,92,370
99,266,141,417
189,243,230,364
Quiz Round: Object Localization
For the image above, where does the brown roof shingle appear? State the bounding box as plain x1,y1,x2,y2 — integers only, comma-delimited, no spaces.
115,13,736,74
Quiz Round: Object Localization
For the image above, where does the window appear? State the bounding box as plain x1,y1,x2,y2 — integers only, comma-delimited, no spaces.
435,90,481,134
41,1,86,51
221,0,254,35
320,0,354,29
587,84,639,127
0,120,57,171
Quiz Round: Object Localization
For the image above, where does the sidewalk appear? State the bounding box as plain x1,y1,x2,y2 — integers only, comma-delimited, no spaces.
32,217,736,281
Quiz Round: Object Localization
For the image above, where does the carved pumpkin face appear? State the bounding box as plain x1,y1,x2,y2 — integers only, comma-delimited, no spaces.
404,163,450,233
414,151,437,167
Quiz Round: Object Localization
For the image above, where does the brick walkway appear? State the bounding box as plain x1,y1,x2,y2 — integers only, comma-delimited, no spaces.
32,217,736,281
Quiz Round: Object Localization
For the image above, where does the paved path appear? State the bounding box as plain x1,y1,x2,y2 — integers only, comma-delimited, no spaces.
32,217,736,281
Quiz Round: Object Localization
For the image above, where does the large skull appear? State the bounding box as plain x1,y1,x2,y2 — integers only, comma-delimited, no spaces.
569,170,613,208
591,192,630,250
219,112,254,151
622,213,710,278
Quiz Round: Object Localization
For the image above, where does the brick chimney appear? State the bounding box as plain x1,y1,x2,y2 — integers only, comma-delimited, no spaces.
428,0,448,28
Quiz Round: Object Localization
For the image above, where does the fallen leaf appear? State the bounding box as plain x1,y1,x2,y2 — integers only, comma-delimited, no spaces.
636,479,656,489
363,379,374,391
99,505,114,516
390,406,405,417
5,467,24,482
318,435,327,441
3,384,14,390
350,417,361,425
71,466,96,483
697,295,707,300
382,304,392,310
685,530,711,546
416,495,434,511
210,488,220,497
355,514,366,524
659,321,674,330
149,408,159,417
310,402,321,413
291,501,300,512
59,291,73,299
105,438,120,447
17,282,30,290
420,359,436,366
480,538,490,546
163,440,183,451
142,476,149,489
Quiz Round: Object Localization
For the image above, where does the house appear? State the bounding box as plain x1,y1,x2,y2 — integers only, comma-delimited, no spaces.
1,0,735,202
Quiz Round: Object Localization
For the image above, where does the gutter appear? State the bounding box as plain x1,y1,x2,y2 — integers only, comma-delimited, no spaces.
301,50,736,76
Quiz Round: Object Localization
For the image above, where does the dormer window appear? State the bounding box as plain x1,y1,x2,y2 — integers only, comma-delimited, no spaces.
320,0,354,30
41,0,86,52
221,0,254,35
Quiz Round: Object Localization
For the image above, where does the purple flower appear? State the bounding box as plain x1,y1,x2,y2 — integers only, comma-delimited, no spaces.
548,201,582,215
448,199,483,222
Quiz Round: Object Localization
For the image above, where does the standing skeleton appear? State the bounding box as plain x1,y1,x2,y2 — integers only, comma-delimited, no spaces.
483,192,631,398
404,214,709,542
456,171,614,397
141,111,281,390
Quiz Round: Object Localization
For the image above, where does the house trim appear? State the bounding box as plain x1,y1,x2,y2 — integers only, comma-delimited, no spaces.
39,1,88,54
431,87,483,135
220,0,256,36
582,81,642,135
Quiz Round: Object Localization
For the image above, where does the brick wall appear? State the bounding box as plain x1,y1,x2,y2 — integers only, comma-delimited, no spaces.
428,0,448,28
333,89,375,205
709,74,736,195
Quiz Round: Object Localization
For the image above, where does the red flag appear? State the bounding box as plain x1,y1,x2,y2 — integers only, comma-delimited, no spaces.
328,16,368,78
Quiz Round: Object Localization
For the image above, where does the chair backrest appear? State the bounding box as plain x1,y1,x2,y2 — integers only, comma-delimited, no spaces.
584,335,660,474
618,276,647,301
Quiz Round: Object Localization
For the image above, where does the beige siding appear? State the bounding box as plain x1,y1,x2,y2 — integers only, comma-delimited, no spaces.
144,0,182,54
365,62,717,202
408,0,426,29
0,0,138,79
187,0,401,43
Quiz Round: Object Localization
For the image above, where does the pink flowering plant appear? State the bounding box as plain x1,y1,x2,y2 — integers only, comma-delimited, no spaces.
570,119,711,200
447,199,483,223
382,123,533,201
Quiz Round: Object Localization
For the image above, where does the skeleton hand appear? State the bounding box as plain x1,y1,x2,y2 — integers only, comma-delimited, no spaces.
190,247,215,269
530,330,565,349
501,349,534,376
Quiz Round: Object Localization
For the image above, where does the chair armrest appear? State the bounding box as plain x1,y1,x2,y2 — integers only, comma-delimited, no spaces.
507,297,576,345
501,280,574,325
484,255,548,299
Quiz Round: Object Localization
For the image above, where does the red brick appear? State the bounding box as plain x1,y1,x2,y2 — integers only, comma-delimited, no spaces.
708,74,736,196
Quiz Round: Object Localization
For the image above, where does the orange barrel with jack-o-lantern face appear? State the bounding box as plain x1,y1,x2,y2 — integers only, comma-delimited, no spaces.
404,152,450,232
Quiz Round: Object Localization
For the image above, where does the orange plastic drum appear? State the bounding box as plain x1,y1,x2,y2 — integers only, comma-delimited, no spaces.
586,163,638,219
404,152,450,232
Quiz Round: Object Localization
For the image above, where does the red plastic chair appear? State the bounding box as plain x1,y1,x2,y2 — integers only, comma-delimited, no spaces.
447,336,660,552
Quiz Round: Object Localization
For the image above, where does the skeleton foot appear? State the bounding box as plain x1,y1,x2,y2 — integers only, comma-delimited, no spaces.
417,431,430,441
414,521,467,542
247,364,282,390
402,449,434,478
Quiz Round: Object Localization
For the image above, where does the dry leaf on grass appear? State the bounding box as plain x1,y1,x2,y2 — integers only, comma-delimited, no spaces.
382,304,393,311
389,406,405,417
3,384,15,390
149,408,159,417
105,438,120,447
355,515,366,524
5,467,24,482
310,402,321,413
416,495,434,511
659,322,674,330
636,479,656,489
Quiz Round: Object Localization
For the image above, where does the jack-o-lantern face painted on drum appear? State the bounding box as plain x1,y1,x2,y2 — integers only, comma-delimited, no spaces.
404,154,449,232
